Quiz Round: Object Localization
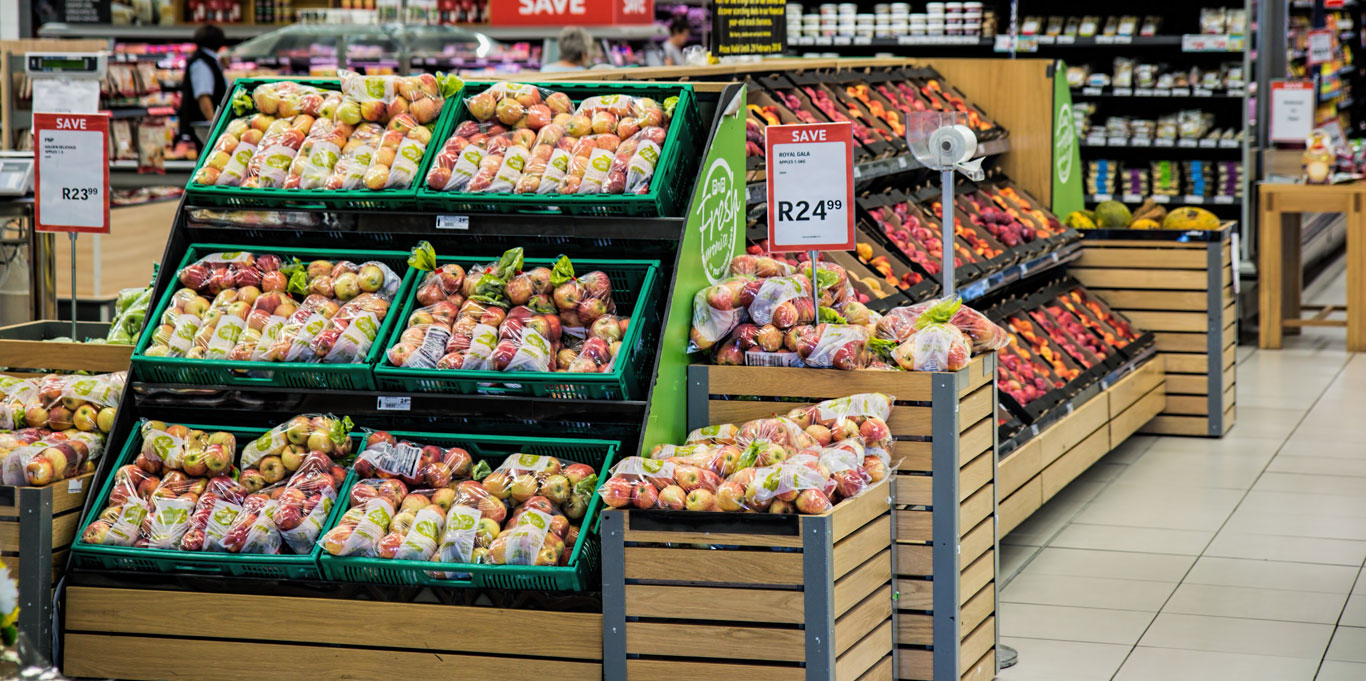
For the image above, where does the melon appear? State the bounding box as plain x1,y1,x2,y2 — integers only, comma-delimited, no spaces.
1095,200,1132,228
1162,206,1220,230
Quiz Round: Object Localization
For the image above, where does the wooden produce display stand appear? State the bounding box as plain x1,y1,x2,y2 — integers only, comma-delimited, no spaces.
63,587,603,680
998,354,1166,535
601,477,893,681
684,355,999,681
2,472,93,661
0,321,133,375
1071,226,1236,436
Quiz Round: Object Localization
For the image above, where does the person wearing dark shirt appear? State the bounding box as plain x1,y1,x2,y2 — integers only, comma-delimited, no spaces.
177,24,227,151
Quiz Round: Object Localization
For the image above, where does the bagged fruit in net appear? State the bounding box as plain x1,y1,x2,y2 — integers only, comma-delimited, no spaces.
98,495,150,547
258,294,340,363
465,151,504,193
736,416,817,453
877,298,1007,352
242,115,315,189
749,275,816,328
388,322,452,369
482,454,573,506
685,423,740,446
466,83,572,128
622,126,667,194
176,251,282,296
488,508,563,566
179,476,249,551
816,442,873,500
239,413,351,470
293,118,355,190
324,122,384,190
598,456,675,509
222,290,300,362
687,277,752,353
0,377,38,430
217,492,280,554
576,148,614,194
566,336,613,373
195,115,267,186
142,492,196,549
740,462,835,513
482,144,529,193
892,298,973,371
795,392,894,462
432,504,485,565
310,292,394,364
533,148,572,194
567,94,666,137
795,323,870,370
273,451,343,553
323,495,395,557
729,254,795,279
250,81,323,117
513,144,555,194
427,141,485,192
4,435,95,486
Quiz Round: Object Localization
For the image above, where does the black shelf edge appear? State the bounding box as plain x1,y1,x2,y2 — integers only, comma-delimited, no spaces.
1072,86,1245,99
1081,222,1235,242
959,241,1083,302
745,138,1011,207
788,35,990,48
1085,193,1241,207
1079,136,1243,150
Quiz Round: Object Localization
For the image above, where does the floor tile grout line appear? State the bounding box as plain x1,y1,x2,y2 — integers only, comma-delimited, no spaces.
1102,352,1355,680
1315,554,1366,678
1001,596,1351,625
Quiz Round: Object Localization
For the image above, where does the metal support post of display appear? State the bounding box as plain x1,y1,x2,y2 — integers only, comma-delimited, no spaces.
930,373,962,681
941,170,956,297
802,517,835,681
685,364,710,434
69,232,77,338
11,486,55,661
1207,239,1229,436
601,511,628,681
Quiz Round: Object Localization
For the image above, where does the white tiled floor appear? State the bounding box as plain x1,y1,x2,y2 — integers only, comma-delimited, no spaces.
998,268,1366,680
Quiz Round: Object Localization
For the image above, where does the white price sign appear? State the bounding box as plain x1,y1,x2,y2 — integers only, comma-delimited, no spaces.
1269,80,1316,143
764,122,855,252
1307,29,1335,66
34,113,109,234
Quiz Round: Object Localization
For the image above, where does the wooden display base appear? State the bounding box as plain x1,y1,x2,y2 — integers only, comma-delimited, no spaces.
62,586,604,680
0,321,132,375
601,478,893,681
2,472,93,660
999,356,1166,536
687,355,999,681
1074,227,1235,436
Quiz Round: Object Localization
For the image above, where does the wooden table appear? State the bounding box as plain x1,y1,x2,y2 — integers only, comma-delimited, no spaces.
1258,182,1366,350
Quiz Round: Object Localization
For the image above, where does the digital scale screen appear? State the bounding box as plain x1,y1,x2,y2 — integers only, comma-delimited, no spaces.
27,55,99,72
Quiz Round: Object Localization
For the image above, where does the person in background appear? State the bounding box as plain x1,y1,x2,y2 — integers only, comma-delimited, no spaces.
178,24,227,151
663,17,691,66
542,26,594,72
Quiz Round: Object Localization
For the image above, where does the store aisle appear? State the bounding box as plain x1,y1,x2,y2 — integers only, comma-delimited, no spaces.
996,272,1366,681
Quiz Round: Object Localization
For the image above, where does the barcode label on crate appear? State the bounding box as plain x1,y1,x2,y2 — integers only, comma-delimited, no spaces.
1155,139,1175,147
377,395,411,411
436,215,469,230
68,478,83,493
745,351,804,367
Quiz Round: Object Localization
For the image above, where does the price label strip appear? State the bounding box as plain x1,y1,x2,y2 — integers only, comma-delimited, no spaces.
764,123,856,252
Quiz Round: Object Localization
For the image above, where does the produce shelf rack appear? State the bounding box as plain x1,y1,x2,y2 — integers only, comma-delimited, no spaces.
57,80,746,680
1072,225,1236,436
0,321,132,375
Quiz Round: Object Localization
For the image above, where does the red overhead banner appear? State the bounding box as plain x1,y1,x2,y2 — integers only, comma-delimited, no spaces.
489,0,654,26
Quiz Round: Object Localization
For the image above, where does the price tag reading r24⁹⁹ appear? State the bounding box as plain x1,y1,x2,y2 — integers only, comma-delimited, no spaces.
764,122,856,252
33,112,110,234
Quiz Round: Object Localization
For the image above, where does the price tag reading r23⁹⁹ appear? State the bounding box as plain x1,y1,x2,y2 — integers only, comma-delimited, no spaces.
34,112,110,234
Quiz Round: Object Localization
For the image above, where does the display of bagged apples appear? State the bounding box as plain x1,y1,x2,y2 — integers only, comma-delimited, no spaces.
425,83,679,196
384,248,627,374
602,393,894,514
691,255,888,370
145,250,404,365
0,428,105,487
192,72,462,192
872,298,1008,372
7,372,124,431
81,416,351,554
319,437,599,570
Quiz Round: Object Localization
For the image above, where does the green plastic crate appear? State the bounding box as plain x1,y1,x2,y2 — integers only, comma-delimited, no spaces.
373,256,660,399
318,430,617,591
416,81,702,217
70,422,359,580
130,243,417,391
183,77,463,211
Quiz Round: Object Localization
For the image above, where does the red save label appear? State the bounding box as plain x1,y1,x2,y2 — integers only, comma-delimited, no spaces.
489,0,654,25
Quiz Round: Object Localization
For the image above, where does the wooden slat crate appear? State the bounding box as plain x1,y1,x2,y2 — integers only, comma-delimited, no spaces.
62,586,603,680
997,355,1166,538
685,355,999,681
1,472,94,660
601,477,893,681
0,321,133,375
1074,227,1236,436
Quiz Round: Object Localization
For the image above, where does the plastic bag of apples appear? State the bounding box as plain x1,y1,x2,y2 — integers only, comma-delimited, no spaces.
601,392,894,514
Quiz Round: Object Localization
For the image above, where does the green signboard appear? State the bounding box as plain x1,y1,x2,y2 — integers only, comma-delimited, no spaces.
1051,61,1084,217
641,84,747,453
